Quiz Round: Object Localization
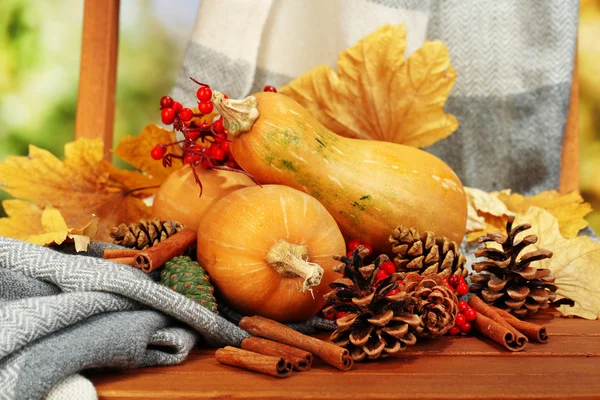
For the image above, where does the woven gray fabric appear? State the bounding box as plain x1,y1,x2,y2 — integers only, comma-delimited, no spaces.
0,237,248,399
173,0,577,194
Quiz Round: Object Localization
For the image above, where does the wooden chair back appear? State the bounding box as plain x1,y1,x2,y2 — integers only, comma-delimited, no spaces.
74,0,579,193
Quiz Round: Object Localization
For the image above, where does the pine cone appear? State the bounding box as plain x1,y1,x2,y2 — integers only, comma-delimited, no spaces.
469,216,557,317
160,256,218,313
110,218,185,250
389,225,468,278
324,248,419,361
402,273,458,338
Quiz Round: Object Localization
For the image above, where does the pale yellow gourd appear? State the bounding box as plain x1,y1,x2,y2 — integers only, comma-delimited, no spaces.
212,91,467,255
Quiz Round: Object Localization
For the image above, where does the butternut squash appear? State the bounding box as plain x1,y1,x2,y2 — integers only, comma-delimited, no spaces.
212,92,467,255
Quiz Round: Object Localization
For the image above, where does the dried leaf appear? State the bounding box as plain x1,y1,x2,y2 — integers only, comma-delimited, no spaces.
22,205,99,252
113,124,182,184
279,25,458,147
514,207,600,320
0,139,151,242
0,200,45,239
464,187,592,241
496,190,592,238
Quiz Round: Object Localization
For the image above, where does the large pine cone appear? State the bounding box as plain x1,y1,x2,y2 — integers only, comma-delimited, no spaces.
324,246,457,362
402,273,458,338
389,226,468,278
469,216,557,317
110,218,185,250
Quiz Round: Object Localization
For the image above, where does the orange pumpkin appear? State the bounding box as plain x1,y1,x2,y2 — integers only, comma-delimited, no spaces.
196,185,346,322
151,165,255,231
211,92,467,255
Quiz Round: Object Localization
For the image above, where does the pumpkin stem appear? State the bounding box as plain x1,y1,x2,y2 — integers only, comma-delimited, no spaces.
212,91,260,136
266,240,324,293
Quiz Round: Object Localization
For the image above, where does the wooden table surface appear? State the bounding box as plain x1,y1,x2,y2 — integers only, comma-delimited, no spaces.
88,315,600,399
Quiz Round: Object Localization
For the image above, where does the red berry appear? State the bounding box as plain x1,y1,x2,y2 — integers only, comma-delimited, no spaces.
448,326,460,336
183,152,201,165
347,240,361,252
448,275,461,288
196,86,212,101
324,313,335,321
198,101,214,115
226,160,238,169
263,85,277,93
179,108,193,121
458,275,466,284
457,300,469,313
386,288,400,297
455,313,466,327
220,141,230,153
397,279,403,286
456,283,469,296
459,322,472,334
464,307,477,322
215,132,227,142
196,86,213,102
200,158,211,169
213,147,226,161
172,101,183,113
160,96,173,109
212,118,224,132
380,261,396,275
363,244,373,256
335,311,348,319
375,269,389,282
150,145,165,160
161,108,176,125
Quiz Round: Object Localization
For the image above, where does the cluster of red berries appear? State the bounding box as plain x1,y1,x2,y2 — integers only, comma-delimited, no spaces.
149,79,259,196
448,299,477,335
445,274,469,296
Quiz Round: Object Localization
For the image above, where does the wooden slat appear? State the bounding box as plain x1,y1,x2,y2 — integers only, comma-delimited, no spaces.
75,0,120,160
88,318,600,399
559,51,579,193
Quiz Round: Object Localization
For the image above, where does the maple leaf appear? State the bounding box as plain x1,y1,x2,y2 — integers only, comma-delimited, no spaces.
513,207,600,320
464,187,591,241
113,124,182,184
279,24,458,148
0,139,151,242
23,205,99,252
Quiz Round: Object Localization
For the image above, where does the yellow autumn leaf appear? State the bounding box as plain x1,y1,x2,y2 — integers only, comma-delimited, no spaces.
464,187,592,241
0,139,151,242
514,207,600,320
113,124,182,184
279,24,458,147
22,205,99,252
496,190,592,238
0,200,45,239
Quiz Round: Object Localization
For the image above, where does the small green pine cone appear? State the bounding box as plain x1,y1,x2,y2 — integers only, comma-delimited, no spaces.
160,256,218,313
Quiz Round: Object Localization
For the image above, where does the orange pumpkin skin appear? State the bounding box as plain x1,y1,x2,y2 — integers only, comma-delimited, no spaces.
223,92,467,255
196,185,346,322
151,165,255,231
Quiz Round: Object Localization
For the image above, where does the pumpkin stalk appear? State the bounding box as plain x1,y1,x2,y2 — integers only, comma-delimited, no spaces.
212,91,260,136
266,240,324,294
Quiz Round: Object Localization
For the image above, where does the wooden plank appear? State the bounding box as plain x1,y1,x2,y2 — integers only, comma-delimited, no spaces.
91,356,600,399
75,0,120,160
559,51,579,193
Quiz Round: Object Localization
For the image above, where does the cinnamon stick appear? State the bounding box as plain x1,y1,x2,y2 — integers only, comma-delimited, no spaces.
239,316,353,371
241,336,313,371
102,249,140,259
493,306,548,343
106,257,136,266
134,228,196,273
215,346,292,378
468,296,528,351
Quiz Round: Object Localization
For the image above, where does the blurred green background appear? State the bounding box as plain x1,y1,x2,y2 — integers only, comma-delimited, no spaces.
0,0,599,232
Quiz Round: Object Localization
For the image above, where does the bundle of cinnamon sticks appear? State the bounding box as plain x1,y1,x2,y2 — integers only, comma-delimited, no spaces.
215,316,353,378
468,296,548,351
102,228,197,273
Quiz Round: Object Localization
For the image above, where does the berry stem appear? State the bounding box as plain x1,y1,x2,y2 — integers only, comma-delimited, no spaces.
211,91,259,136
266,240,324,294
